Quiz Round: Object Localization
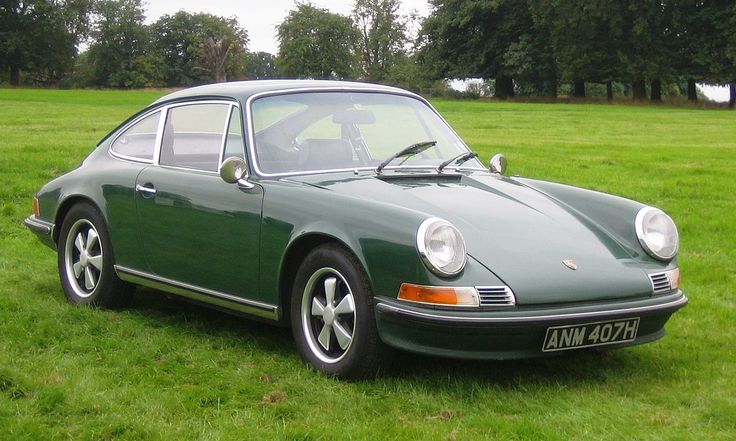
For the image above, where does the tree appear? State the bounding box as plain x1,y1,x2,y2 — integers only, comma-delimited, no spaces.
352,0,408,82
419,0,556,99
246,51,278,79
616,1,680,101
0,0,94,85
534,0,625,99
729,2,736,108
149,11,248,86
85,0,159,88
276,2,360,79
199,36,231,82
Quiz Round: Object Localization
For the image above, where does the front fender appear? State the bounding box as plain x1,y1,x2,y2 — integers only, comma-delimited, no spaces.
513,177,670,265
258,179,507,308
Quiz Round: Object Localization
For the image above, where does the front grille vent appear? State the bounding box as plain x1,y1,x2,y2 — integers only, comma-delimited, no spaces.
649,272,672,294
477,286,516,307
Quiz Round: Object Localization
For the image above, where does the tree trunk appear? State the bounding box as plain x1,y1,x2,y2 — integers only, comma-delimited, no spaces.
548,78,558,99
573,78,585,97
729,83,735,109
687,79,698,101
606,81,613,101
495,76,514,100
10,65,20,86
632,79,646,100
650,79,662,102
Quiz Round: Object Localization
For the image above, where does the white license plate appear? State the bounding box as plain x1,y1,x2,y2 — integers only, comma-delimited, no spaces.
542,317,640,352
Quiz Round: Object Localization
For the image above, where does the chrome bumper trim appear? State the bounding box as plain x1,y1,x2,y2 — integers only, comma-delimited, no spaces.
376,294,688,326
115,265,279,321
24,215,54,235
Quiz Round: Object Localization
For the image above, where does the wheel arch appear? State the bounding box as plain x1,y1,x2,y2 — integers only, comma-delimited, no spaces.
53,195,106,244
277,232,369,326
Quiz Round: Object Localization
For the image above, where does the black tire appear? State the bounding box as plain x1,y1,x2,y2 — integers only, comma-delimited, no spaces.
290,244,392,379
57,202,134,308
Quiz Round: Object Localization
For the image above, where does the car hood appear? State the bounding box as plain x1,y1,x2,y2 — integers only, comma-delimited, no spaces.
291,171,653,305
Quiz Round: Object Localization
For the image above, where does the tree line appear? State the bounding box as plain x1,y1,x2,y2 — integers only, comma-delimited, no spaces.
2,0,735,106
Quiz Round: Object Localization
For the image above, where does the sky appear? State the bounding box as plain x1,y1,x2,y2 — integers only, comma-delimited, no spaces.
142,0,730,102
143,0,432,54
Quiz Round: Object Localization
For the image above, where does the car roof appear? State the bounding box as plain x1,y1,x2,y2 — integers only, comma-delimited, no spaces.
153,80,415,105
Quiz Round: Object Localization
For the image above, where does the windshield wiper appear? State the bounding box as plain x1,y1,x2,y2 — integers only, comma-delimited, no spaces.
437,151,479,173
375,141,437,174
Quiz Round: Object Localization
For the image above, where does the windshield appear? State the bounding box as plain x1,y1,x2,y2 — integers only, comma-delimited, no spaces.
251,91,481,175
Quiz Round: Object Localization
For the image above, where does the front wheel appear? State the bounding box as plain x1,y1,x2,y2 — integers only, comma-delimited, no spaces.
57,202,133,307
290,244,391,379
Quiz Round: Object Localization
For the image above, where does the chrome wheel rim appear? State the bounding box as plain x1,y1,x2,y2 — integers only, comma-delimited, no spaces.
64,219,103,298
301,267,356,364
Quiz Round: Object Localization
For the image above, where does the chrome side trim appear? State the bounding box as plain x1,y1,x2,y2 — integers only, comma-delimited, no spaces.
376,294,688,325
24,215,54,235
114,265,279,321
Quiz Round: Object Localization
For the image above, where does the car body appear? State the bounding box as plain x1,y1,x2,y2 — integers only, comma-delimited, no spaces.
25,80,687,378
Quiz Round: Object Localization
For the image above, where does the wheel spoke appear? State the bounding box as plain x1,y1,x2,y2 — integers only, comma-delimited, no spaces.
87,255,103,271
323,277,337,306
73,261,84,278
84,266,96,290
334,293,355,315
85,229,99,253
317,323,332,351
74,233,85,254
333,321,353,350
311,297,325,317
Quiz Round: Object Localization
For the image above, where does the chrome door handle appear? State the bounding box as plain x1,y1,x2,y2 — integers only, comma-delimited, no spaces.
135,184,157,196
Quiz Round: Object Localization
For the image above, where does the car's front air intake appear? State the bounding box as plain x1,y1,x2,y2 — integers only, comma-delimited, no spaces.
649,272,672,294
477,286,516,307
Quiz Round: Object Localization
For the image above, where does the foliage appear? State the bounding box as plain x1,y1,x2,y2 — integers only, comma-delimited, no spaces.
149,11,248,86
2,88,736,439
352,0,408,82
82,0,160,88
246,51,278,79
418,0,736,101
276,2,359,79
0,0,94,85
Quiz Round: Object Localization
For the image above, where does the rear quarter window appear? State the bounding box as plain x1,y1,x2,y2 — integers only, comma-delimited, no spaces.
110,110,161,161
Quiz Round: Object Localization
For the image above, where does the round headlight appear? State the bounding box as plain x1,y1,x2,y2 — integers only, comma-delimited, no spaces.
635,207,679,260
417,218,467,276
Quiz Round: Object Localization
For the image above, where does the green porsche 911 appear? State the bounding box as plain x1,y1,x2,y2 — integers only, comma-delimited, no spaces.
25,80,687,379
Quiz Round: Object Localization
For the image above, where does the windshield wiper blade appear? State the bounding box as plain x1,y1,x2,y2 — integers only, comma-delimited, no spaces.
437,151,479,173
375,141,437,174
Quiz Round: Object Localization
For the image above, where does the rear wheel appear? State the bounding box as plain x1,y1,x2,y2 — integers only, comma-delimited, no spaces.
57,203,133,307
291,244,391,379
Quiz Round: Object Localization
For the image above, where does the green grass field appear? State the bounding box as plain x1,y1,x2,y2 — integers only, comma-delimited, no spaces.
1,88,734,440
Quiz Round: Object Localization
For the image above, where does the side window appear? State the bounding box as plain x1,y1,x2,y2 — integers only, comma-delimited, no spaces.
223,107,245,160
111,110,160,161
159,103,229,172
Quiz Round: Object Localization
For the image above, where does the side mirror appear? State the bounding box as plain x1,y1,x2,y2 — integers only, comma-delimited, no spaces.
489,153,507,175
220,156,247,184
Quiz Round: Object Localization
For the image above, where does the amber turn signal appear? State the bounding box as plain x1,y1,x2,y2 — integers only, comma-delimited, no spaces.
33,197,40,217
397,283,479,307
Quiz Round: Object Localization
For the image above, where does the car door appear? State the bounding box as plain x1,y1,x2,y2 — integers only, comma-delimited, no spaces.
134,102,265,302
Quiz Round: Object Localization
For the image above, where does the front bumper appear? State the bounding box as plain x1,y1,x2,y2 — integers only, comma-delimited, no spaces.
374,290,688,360
24,215,56,250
